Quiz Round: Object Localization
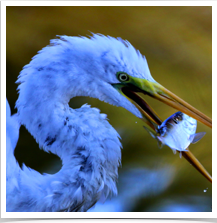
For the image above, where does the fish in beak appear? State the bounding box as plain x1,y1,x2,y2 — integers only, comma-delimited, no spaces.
113,72,212,183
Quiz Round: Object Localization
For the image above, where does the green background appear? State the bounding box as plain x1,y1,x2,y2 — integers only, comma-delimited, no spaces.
6,6,212,212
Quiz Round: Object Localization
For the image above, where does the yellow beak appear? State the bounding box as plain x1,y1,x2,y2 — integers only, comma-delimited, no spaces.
113,75,212,183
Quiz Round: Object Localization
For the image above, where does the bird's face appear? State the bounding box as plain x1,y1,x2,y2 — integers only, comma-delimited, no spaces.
86,35,210,131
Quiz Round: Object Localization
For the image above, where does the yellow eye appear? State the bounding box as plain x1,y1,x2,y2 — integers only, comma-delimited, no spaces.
118,73,129,82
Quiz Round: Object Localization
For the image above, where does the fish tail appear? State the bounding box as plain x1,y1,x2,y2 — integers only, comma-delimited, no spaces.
190,132,206,144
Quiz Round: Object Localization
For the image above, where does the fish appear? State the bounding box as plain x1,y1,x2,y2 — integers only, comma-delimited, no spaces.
144,111,206,157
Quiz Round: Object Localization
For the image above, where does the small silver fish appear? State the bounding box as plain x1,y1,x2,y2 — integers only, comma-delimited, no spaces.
144,111,206,156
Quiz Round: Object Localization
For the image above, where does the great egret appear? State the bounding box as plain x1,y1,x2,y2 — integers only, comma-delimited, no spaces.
6,34,212,212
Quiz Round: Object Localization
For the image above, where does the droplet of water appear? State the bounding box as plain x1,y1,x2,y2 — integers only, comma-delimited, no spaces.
203,188,208,193
135,122,137,123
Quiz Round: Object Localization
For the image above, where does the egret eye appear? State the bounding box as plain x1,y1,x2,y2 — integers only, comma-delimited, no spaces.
118,73,129,82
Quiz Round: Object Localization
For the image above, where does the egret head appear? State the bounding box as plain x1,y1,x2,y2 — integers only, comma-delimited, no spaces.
48,34,211,130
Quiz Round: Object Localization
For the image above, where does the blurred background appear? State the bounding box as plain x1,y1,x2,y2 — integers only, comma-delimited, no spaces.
6,6,212,212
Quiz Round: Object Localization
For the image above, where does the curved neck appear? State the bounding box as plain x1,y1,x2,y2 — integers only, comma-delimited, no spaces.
13,90,121,211
12,43,122,211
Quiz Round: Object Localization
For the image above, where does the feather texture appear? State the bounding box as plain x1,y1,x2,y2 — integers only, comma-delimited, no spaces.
7,34,154,211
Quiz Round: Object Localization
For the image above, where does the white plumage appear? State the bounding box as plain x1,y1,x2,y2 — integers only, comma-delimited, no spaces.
7,34,154,212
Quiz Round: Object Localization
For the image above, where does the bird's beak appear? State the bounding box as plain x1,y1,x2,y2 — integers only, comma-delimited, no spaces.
113,76,212,183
